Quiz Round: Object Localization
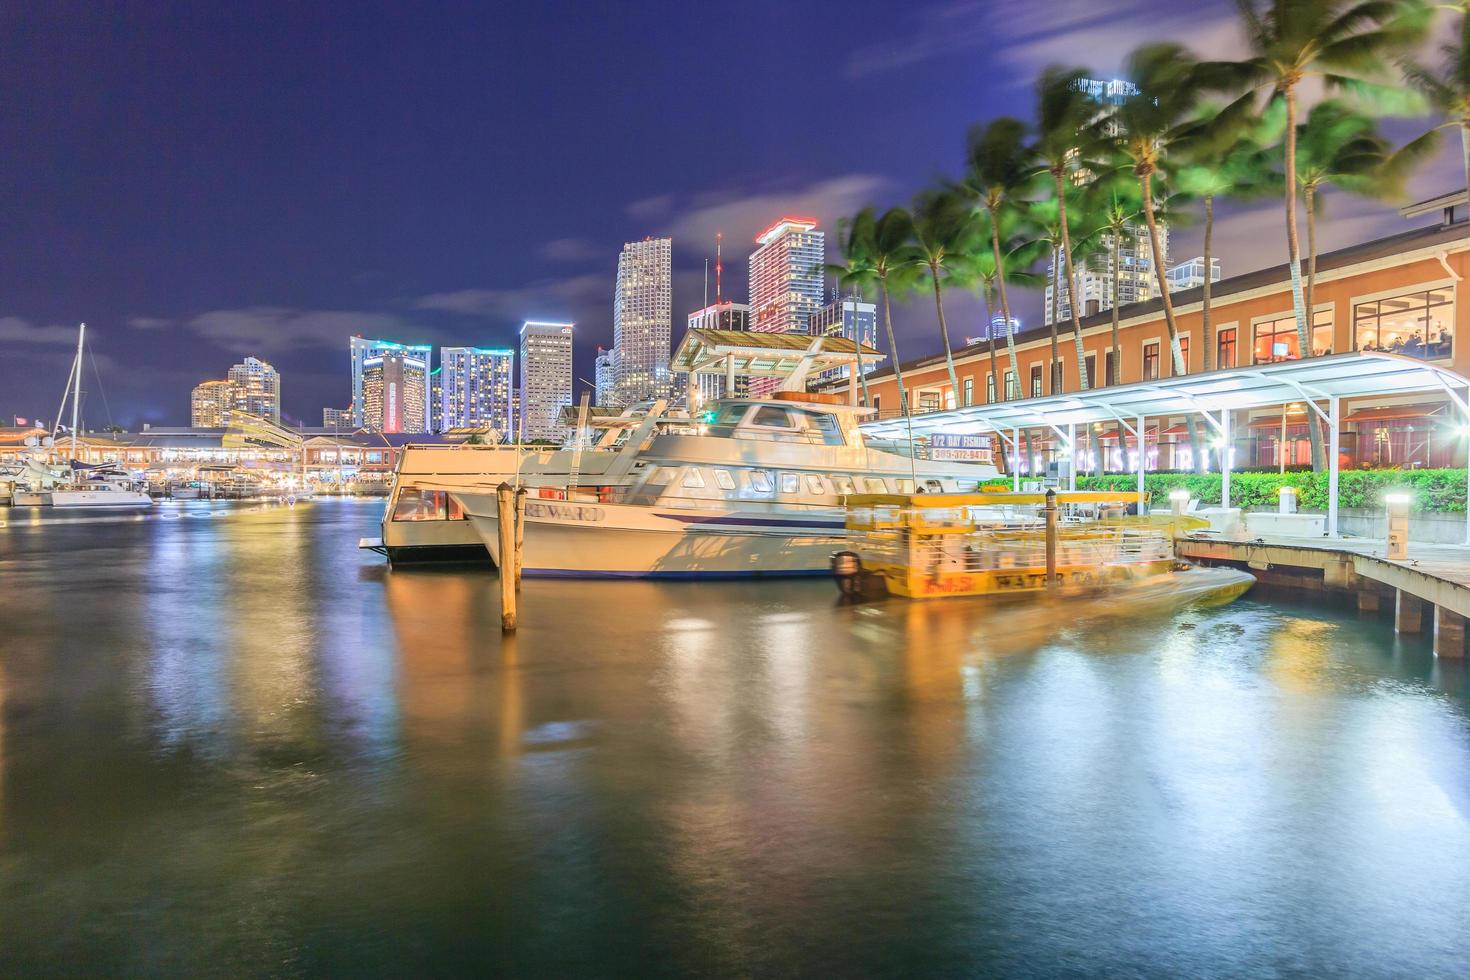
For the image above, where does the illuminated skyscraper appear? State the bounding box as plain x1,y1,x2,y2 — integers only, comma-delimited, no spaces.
686,301,752,401
361,352,429,434
350,336,432,429
748,218,824,397
190,379,233,427
594,347,616,407
613,237,673,403
808,296,877,383
519,320,573,442
440,346,514,434
225,356,281,423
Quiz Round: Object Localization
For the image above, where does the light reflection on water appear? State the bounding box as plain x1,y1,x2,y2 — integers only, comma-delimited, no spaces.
1,499,1469,976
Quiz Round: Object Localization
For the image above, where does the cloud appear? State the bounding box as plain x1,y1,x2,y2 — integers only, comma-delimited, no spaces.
626,193,675,222
639,174,890,249
0,316,80,345
128,316,173,330
845,0,1242,80
415,273,608,321
537,237,605,263
184,307,438,355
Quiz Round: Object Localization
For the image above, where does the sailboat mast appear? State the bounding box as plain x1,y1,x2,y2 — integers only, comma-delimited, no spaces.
70,323,85,460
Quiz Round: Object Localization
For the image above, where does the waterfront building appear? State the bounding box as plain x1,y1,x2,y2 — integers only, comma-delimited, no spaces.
225,356,281,424
439,346,514,434
613,237,673,404
748,217,824,397
361,352,430,434
808,296,877,385
519,320,573,442
594,347,617,407
323,406,353,428
1168,256,1224,291
350,336,433,429
828,207,1470,471
190,379,233,428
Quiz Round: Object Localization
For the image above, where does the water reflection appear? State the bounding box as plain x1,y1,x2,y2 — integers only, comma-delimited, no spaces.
1,500,1470,975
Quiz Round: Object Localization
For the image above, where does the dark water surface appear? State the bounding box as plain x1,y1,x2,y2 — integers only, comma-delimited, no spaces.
2,499,1470,976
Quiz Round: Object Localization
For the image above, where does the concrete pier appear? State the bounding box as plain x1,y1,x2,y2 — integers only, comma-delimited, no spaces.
1395,590,1425,635
1357,590,1381,614
1435,607,1467,658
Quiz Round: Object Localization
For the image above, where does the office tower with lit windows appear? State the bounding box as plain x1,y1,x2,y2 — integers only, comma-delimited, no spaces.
225,356,281,423
1044,78,1167,327
190,380,233,427
1167,256,1223,291
350,336,433,429
322,406,353,428
808,296,877,383
594,347,617,406
613,237,673,404
440,346,514,434
519,320,573,442
361,352,429,434
748,218,824,397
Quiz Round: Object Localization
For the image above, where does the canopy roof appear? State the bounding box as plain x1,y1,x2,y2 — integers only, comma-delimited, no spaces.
672,328,884,386
860,352,1470,439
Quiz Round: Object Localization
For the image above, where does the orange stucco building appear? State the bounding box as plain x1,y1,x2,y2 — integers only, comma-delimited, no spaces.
832,214,1470,471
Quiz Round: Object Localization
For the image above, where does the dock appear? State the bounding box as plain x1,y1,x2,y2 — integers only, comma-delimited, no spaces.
1178,534,1470,658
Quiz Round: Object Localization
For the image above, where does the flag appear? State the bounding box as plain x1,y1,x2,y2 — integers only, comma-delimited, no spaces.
13,416,27,426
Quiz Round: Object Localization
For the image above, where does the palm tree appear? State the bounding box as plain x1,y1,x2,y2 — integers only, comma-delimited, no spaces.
1224,0,1429,368
1033,65,1109,391
1024,192,1105,393
826,239,877,408
969,207,1047,403
1085,178,1144,386
1401,8,1470,209
962,117,1034,399
1291,99,1438,344
909,188,979,404
842,207,917,416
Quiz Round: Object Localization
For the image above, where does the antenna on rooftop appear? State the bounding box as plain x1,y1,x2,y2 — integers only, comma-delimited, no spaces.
715,231,723,304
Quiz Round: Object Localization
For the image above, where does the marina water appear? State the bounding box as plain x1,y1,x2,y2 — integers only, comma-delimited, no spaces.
2,499,1469,975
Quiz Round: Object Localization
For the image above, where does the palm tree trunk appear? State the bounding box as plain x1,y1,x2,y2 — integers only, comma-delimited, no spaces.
880,276,908,416
1202,195,1214,373
1056,172,1089,390
1283,85,1324,471
990,211,1021,399
1110,232,1122,385
1142,168,1202,472
1049,245,1060,394
854,290,873,409
931,268,961,406
985,287,998,402
1461,122,1470,220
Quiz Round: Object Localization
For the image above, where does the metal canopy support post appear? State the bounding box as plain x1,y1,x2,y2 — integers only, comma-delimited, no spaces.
1431,376,1470,544
1136,415,1146,501
725,353,735,394
1067,422,1077,491
1012,427,1020,491
1221,409,1232,509
1328,395,1340,538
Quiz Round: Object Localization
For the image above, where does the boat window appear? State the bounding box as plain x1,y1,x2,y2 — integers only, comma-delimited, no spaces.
715,404,750,426
713,469,736,490
779,473,800,494
751,406,794,428
805,475,825,494
649,466,674,486
897,479,914,493
747,470,773,493
924,479,944,494
832,475,855,495
796,410,845,446
681,468,706,489
863,478,888,493
392,489,448,521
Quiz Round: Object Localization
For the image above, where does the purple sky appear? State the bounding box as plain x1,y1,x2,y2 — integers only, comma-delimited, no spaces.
0,0,1459,428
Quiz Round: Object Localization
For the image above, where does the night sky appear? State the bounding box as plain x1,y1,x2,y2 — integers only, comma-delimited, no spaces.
1,0,1459,428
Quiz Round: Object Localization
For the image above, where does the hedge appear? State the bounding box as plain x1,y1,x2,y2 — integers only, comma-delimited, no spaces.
1073,469,1468,513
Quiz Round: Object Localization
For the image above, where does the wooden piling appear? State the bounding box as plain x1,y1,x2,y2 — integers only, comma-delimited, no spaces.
1044,488,1058,588
497,482,517,631
514,486,527,591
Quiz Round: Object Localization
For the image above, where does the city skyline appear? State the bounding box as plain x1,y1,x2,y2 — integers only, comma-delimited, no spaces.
2,2,1464,428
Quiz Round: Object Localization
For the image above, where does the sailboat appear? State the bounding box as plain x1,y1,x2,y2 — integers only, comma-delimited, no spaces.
45,323,152,508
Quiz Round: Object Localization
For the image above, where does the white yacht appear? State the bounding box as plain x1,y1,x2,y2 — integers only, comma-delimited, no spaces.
371,403,680,563
450,393,1001,579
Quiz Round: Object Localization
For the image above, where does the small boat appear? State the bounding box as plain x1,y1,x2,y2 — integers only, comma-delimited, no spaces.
47,480,153,508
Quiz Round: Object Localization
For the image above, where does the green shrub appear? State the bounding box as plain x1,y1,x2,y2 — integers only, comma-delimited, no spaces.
1076,469,1468,512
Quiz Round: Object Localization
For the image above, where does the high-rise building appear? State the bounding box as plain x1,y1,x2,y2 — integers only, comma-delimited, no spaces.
594,347,617,407
440,346,514,434
1045,78,1165,327
1167,256,1223,291
749,218,825,335
429,367,443,433
190,380,233,427
808,296,877,383
350,336,432,429
323,406,353,428
519,321,573,442
613,237,673,404
966,314,1022,345
361,352,429,434
685,302,752,401
225,356,281,424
